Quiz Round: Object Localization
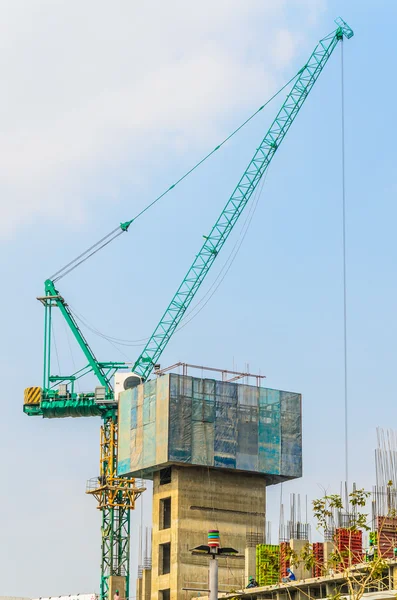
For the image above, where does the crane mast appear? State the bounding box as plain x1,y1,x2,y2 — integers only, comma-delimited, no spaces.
23,17,353,600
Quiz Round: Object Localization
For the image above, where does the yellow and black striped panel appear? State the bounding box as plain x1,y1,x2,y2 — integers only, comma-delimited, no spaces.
24,386,42,405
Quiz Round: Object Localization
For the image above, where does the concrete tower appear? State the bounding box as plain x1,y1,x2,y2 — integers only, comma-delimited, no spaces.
118,373,302,600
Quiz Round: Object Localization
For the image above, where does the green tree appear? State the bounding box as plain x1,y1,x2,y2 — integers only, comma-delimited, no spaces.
310,489,390,600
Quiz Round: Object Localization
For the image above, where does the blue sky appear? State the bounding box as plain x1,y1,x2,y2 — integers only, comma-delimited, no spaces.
1,0,396,596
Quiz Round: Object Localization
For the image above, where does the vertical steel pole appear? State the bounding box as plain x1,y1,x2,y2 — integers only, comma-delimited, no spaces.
48,303,52,388
209,556,218,600
43,298,48,389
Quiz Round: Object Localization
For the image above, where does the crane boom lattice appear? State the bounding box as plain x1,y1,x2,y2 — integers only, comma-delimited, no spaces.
132,19,353,381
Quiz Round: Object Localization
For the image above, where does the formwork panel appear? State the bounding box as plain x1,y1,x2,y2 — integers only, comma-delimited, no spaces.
256,544,280,585
118,373,302,481
376,517,397,558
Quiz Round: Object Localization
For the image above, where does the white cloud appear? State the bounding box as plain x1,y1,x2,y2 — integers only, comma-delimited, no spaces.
0,0,326,237
271,29,300,67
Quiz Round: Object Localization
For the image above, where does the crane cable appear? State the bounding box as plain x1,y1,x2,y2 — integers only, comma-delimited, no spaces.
67,165,269,350
174,168,268,335
50,69,302,283
52,321,62,375
340,38,349,487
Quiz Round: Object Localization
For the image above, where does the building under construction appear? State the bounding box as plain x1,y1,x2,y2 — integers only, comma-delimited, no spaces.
119,369,302,599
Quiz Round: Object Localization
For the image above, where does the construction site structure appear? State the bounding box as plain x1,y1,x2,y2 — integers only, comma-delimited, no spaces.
253,514,366,586
23,17,354,600
85,413,146,600
121,372,301,599
279,493,310,542
256,545,280,587
190,558,397,600
372,429,397,558
335,528,363,568
152,467,265,596
312,542,324,577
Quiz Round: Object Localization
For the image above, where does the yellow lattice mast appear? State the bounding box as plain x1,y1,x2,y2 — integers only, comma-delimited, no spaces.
86,411,146,600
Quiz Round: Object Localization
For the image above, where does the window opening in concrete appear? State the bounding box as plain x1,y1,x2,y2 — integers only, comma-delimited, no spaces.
311,585,328,599
159,590,170,600
159,542,171,575
160,467,172,485
160,497,171,529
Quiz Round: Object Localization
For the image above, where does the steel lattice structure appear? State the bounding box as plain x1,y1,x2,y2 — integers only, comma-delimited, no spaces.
86,411,146,598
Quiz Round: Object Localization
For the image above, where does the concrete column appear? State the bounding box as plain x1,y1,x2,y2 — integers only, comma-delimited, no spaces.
151,465,266,599
141,569,152,600
209,558,219,600
108,576,126,600
324,541,335,574
289,539,311,580
136,577,143,600
326,582,337,597
245,547,256,584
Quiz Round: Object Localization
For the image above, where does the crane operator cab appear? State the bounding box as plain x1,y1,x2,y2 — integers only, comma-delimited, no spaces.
114,372,143,402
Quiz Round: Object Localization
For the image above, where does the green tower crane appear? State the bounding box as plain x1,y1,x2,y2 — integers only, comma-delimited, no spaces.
23,17,353,600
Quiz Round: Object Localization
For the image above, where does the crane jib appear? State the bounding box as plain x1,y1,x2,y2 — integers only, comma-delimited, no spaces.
132,19,354,381
30,18,353,404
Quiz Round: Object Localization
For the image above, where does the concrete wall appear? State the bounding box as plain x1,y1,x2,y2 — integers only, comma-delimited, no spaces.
136,569,151,600
289,539,312,580
108,575,125,600
150,465,266,600
245,547,256,582
324,540,335,573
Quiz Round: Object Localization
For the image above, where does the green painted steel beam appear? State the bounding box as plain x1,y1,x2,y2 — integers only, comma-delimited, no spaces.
23,398,111,418
44,279,112,391
132,17,354,381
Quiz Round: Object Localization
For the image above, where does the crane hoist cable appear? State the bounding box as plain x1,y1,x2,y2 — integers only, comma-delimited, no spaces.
68,187,259,347
66,166,268,349
175,168,268,334
50,70,302,283
340,38,349,486
62,317,82,393
132,20,355,382
52,322,62,375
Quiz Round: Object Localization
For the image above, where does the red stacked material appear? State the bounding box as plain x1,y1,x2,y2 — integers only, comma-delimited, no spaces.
376,516,397,558
335,528,363,569
280,542,291,580
312,542,324,577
